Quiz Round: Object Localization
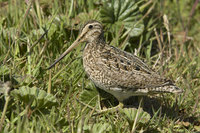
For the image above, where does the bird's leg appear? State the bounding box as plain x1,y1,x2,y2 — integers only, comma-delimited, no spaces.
93,102,124,116
101,102,124,112
138,96,144,108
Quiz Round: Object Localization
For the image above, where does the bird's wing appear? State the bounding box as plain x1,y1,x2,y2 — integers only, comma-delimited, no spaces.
98,45,170,89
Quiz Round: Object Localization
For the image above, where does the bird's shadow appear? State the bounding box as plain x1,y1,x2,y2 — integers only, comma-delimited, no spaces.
98,88,179,118
100,93,199,126
124,96,180,117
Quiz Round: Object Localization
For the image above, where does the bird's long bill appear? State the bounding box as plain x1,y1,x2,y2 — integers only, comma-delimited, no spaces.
47,37,82,69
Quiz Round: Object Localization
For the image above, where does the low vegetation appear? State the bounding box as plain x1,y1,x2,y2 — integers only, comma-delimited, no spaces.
0,0,200,132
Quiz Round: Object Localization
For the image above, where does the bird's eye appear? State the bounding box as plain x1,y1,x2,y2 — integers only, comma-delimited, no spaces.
88,25,93,29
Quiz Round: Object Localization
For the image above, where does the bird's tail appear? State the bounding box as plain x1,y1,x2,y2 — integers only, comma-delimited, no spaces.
151,85,183,94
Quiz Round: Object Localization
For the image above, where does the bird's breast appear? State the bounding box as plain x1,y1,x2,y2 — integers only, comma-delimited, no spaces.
82,43,113,89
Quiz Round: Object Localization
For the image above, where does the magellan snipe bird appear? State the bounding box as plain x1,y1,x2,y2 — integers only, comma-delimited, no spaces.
48,20,182,109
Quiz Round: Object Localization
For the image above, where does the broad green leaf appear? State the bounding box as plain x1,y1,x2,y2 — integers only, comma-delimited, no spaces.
11,86,57,109
83,122,112,132
121,108,150,126
100,0,144,37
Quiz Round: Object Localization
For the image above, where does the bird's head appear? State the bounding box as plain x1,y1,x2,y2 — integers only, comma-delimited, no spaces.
48,20,104,69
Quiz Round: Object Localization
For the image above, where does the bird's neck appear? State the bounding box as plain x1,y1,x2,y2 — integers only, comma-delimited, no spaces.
84,41,105,52
84,33,106,51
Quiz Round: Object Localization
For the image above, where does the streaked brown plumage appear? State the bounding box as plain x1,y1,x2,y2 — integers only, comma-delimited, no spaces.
48,20,182,103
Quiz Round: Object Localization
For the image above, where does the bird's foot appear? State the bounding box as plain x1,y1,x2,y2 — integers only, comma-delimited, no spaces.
93,102,124,116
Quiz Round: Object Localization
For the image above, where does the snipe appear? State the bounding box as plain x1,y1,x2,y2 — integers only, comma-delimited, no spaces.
48,20,182,109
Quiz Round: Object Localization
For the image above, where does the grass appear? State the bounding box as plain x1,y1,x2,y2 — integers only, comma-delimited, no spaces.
0,0,200,132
